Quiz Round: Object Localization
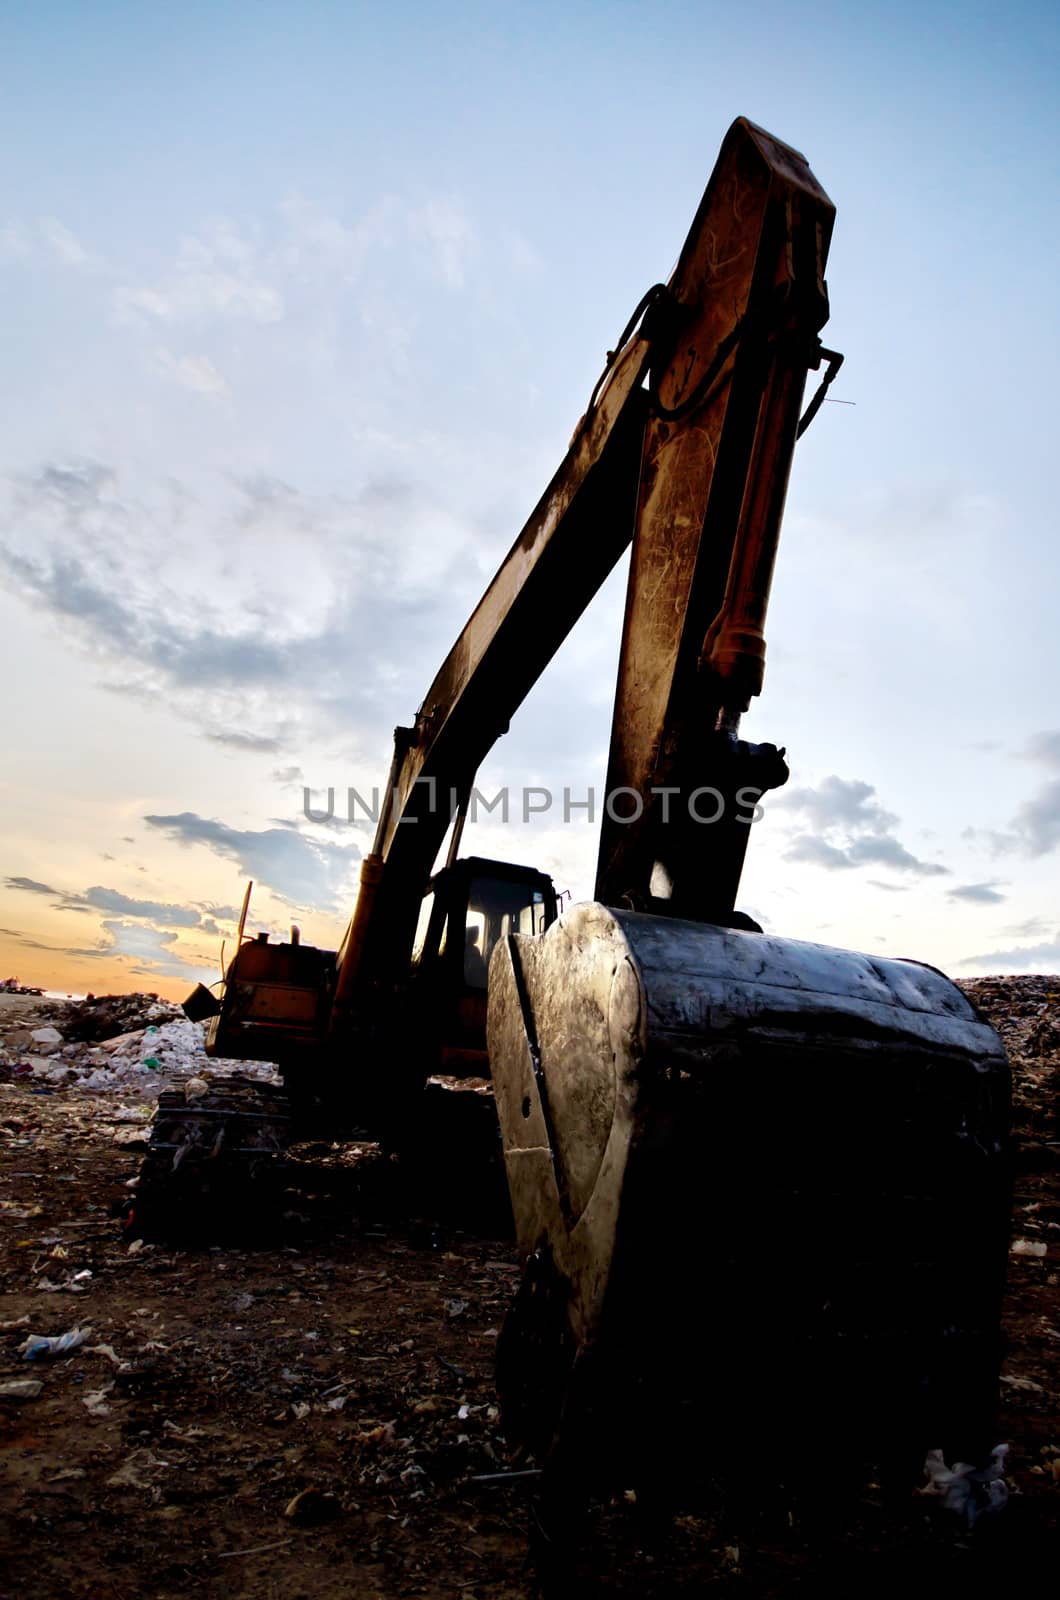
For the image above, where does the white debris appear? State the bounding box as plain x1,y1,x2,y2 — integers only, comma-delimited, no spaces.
101,1029,145,1055
920,1444,1009,1527
86,1343,131,1372
0,1378,44,1401
82,1384,114,1417
3,993,279,1097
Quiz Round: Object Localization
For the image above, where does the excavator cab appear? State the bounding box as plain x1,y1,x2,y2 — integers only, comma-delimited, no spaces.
409,856,558,1075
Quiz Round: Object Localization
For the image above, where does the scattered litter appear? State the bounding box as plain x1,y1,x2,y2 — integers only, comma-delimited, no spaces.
0,1378,44,1401
469,1468,542,1484
0,1315,31,1332
163,1419,206,1439
82,1384,113,1416
920,1445,1009,1528
1001,1374,1046,1393
1011,1238,1048,1259
218,1540,292,1559
291,1401,311,1421
106,1449,170,1500
86,1343,130,1371
283,1487,340,1526
113,1125,149,1146
20,1326,93,1360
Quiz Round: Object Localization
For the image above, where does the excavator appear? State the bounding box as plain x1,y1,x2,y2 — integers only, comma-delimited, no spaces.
138,118,1011,1512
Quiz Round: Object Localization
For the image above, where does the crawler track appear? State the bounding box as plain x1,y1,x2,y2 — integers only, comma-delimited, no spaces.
128,1075,292,1241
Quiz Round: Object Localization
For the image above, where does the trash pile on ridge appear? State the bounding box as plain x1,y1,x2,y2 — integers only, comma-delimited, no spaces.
0,990,278,1096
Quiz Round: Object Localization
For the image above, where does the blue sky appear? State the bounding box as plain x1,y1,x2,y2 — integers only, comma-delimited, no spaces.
1,1,1058,994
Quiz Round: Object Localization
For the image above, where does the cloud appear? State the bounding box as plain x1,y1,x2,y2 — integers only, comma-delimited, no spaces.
277,193,399,280
198,901,242,922
144,811,361,910
0,218,99,269
272,766,304,785
960,935,1060,972
113,220,284,326
845,836,948,876
79,887,204,927
100,921,218,978
5,872,238,935
783,836,856,871
208,730,285,754
1012,785,1060,855
109,195,478,346
867,879,909,893
0,459,473,754
3,915,211,980
948,882,1006,905
777,775,948,878
153,348,227,395
1010,732,1060,854
1002,915,1053,939
982,731,1060,857
777,776,898,835
410,197,475,289
0,222,32,263
1025,731,1060,767
38,218,98,270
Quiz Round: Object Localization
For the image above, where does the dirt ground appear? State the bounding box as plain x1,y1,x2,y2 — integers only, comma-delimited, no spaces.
0,979,1057,1598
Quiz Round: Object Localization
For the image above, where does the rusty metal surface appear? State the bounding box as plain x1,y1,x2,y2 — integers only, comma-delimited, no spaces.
596,119,835,913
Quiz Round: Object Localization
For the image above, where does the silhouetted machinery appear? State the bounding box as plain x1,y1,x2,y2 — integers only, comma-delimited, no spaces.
152,119,1009,1509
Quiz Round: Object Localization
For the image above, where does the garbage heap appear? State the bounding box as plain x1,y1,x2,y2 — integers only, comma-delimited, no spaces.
0,992,278,1096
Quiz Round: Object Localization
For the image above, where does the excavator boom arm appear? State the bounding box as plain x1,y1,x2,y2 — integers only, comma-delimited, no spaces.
333,118,834,1016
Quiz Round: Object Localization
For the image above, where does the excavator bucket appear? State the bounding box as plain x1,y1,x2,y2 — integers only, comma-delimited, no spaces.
488,904,1010,1498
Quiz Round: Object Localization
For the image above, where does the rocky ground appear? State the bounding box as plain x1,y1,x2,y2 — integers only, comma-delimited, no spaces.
0,979,1056,1598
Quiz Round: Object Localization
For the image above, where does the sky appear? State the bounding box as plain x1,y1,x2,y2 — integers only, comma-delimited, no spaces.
1,0,1058,999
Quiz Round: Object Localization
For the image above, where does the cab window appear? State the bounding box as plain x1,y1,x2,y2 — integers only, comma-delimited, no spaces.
463,908,488,987
412,890,448,968
463,877,551,989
